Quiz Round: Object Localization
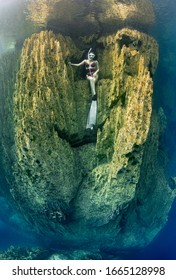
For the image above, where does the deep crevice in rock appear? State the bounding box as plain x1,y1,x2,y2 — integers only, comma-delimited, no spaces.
53,124,97,147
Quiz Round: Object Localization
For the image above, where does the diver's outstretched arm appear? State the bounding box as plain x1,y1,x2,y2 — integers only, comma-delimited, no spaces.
69,60,85,67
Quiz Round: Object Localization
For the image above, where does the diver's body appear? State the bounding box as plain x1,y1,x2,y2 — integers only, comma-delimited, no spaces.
69,49,99,97
69,49,99,130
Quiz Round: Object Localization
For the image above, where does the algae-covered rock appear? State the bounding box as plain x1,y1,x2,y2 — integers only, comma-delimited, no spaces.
0,246,50,260
74,29,159,226
0,246,101,260
26,0,155,36
0,27,175,251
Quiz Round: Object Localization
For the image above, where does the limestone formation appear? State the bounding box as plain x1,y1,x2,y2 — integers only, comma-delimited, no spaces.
26,0,155,36
0,26,175,253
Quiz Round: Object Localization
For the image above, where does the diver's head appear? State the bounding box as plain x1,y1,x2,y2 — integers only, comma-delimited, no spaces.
88,48,95,60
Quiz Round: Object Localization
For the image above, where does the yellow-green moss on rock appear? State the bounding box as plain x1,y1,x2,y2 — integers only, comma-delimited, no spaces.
0,28,175,250
74,29,159,226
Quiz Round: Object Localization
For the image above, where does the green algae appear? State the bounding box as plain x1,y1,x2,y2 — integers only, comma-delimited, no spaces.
0,27,175,251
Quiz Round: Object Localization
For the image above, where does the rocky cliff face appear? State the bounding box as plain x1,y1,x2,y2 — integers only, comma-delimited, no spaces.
0,25,175,252
26,0,155,36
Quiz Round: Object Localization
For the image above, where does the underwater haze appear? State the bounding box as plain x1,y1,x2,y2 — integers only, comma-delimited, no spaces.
0,0,176,259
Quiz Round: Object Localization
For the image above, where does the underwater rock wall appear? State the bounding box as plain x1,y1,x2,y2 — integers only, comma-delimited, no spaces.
0,52,18,198
26,0,155,36
12,31,89,229
73,29,159,226
0,27,175,250
119,112,175,248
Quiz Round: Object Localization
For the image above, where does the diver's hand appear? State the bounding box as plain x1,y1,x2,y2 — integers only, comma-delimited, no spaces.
93,72,98,78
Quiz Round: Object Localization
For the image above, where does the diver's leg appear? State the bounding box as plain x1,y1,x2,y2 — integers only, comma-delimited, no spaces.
86,76,98,130
89,77,96,96
87,75,97,96
90,79,96,96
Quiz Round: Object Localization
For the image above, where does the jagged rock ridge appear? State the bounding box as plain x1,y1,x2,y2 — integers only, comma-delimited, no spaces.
0,26,175,252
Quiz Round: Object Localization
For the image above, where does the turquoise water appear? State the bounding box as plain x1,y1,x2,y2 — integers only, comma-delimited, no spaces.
151,0,176,176
0,196,43,250
123,200,176,260
0,0,176,259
